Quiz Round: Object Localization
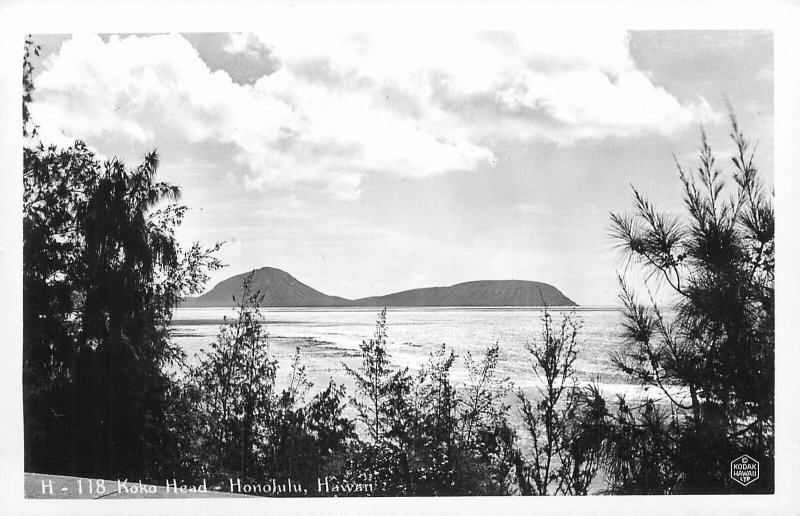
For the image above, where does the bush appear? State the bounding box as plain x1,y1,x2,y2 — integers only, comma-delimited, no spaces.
344,310,519,495
190,272,276,483
516,310,608,495
188,273,354,491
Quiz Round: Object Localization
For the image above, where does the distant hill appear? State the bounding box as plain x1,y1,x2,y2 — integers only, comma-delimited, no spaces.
352,280,575,307
181,267,577,308
181,267,352,308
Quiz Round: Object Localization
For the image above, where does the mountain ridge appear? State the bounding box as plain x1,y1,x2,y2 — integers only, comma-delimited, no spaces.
181,267,577,308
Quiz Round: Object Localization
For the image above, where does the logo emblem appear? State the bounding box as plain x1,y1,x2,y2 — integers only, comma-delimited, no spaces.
730,455,759,486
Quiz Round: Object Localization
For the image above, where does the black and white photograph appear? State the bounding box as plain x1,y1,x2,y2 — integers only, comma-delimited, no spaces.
1,1,799,515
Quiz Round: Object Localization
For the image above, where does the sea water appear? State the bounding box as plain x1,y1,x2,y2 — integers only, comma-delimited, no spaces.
170,306,651,399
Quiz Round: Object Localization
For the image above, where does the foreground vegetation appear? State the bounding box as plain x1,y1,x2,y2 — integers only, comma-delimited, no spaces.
22,38,773,495
608,114,774,493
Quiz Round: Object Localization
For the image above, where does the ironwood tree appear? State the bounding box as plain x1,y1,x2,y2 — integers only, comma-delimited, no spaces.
608,115,774,493
23,36,221,479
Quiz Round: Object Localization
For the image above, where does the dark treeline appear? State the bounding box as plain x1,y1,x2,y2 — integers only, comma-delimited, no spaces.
22,37,222,481
22,37,773,495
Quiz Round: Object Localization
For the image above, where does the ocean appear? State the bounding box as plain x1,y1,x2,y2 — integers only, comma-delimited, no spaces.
169,306,656,401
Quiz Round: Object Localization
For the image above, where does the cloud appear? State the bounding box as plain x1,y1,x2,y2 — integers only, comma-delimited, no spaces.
223,32,267,58
31,31,716,198
249,29,716,141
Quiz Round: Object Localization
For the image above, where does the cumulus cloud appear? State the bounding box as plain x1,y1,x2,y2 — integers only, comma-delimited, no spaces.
31,31,716,197
248,29,716,141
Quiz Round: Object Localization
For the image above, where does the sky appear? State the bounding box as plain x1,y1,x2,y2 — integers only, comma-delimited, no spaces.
27,30,774,305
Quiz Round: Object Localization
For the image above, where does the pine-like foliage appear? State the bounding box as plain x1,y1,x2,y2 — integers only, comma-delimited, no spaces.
190,272,276,482
608,115,774,493
517,310,609,495
344,310,520,495
22,36,221,480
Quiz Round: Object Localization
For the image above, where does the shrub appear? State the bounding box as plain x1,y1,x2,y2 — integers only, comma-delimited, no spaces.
516,310,608,495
